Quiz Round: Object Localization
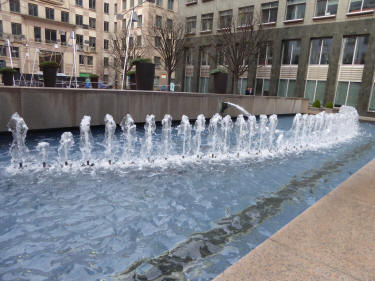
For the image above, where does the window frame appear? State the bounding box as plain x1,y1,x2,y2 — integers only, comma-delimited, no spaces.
219,9,233,29
348,0,375,13
281,39,301,65
315,0,338,17
34,26,41,42
285,0,306,21
186,16,196,34
104,21,109,32
238,6,254,27
341,35,369,65
309,37,332,65
104,3,109,14
201,13,213,32
45,7,55,20
61,11,69,23
45,28,57,43
261,1,278,23
28,3,38,17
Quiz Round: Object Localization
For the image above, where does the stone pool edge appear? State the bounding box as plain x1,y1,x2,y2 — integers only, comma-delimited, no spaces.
214,157,375,280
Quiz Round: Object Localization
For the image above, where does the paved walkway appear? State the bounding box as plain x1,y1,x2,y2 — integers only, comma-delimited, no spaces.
214,158,375,281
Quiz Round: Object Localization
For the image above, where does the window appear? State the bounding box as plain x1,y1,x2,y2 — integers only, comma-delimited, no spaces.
61,11,69,23
76,34,83,48
104,57,109,67
186,16,196,33
184,76,192,92
114,22,117,32
104,21,109,32
278,79,296,97
286,0,306,20
0,21,2,34
258,42,273,65
342,35,369,64
122,0,126,9
200,47,209,66
0,60,5,68
34,26,41,42
137,15,142,27
238,78,247,95
11,23,22,35
0,45,6,56
154,56,161,67
168,0,174,10
305,80,326,103
134,35,141,46
89,0,96,10
315,0,338,16
201,13,213,32
103,75,109,83
238,6,253,26
309,38,332,64
89,17,96,29
122,19,126,30
87,56,93,65
138,0,142,4
11,47,19,58
369,82,375,111
282,40,301,65
335,81,360,107
349,0,375,12
167,19,173,29
46,7,54,20
129,37,134,47
45,29,57,43
156,0,162,6
104,2,109,13
114,3,117,13
219,10,232,29
28,3,38,16
217,47,227,66
154,76,160,87
185,48,193,65
262,2,278,23
89,37,96,50
104,39,109,50
60,32,66,45
155,36,161,47
256,79,270,96
130,0,134,8
156,15,162,28
76,0,83,7
79,55,85,64
76,14,83,26
9,0,20,12
199,77,209,93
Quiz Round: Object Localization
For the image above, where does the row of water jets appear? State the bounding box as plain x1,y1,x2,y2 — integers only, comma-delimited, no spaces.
7,106,359,169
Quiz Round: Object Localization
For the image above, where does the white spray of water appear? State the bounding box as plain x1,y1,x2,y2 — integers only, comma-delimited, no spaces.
178,115,192,156
36,142,50,166
104,114,117,162
194,114,206,155
143,114,156,158
120,114,137,160
58,132,74,164
161,114,172,157
7,112,28,166
79,115,93,163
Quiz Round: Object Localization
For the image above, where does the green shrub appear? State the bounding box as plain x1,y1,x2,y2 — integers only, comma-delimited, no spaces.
89,73,99,79
39,61,59,69
325,102,334,109
0,67,17,74
312,99,321,108
127,70,136,76
130,58,152,65
210,68,228,75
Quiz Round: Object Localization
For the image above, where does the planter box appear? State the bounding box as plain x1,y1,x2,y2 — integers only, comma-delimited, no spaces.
212,72,228,94
42,67,58,87
135,63,155,90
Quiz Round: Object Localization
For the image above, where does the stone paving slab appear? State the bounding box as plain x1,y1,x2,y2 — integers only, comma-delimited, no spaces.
214,158,375,281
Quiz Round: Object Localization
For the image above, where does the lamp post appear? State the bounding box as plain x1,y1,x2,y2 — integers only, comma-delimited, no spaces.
6,39,15,86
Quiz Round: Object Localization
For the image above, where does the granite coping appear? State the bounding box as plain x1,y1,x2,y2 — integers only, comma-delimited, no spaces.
214,158,375,281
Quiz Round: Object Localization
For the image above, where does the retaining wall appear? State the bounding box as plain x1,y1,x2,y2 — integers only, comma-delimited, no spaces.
0,87,309,132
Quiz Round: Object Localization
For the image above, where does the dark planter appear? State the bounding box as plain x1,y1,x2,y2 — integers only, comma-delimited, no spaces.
2,72,14,86
212,72,228,94
90,77,98,88
135,62,155,90
42,66,58,87
129,73,136,90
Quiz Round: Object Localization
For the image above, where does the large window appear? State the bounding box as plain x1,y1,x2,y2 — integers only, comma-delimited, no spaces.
89,17,96,29
28,3,38,16
9,0,20,12
238,78,247,95
104,39,109,50
184,76,192,92
200,47,209,66
0,45,6,56
89,0,96,10
342,35,369,65
76,0,83,7
87,56,93,65
201,13,213,32
238,6,253,26
76,14,83,26
79,55,85,64
262,2,278,23
104,3,109,13
130,0,134,8
305,80,326,103
199,77,209,93
309,38,332,64
34,26,41,42
11,23,22,35
315,0,338,16
155,36,161,47
349,0,375,13
137,35,142,46
256,79,270,96
156,15,162,28
168,0,174,10
154,56,161,68
12,47,19,58
61,11,69,23
282,40,301,65
76,34,83,48
46,7,54,20
137,15,142,27
219,10,232,29
278,79,296,97
186,16,196,34
185,48,193,65
89,37,96,50
45,29,57,43
258,42,273,65
335,81,360,107
104,21,109,32
286,0,306,20
122,0,126,9
156,0,162,7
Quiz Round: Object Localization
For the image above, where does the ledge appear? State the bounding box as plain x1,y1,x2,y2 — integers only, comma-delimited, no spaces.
185,1,197,6
200,30,212,35
20,13,76,28
283,18,304,24
313,14,336,21
261,21,276,27
346,9,375,16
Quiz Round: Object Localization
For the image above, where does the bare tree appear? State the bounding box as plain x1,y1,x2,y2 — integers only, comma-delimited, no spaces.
145,13,186,86
212,14,266,94
108,26,144,89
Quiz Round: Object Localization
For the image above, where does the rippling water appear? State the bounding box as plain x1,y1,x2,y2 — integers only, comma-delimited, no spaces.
1,116,375,281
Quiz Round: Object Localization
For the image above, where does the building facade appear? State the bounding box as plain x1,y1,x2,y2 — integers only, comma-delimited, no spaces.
176,0,375,116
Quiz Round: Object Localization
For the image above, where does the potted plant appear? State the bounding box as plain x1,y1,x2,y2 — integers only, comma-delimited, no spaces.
39,61,59,87
89,74,99,89
312,99,321,108
131,58,155,90
325,102,334,109
210,68,228,94
0,67,17,86
127,70,136,90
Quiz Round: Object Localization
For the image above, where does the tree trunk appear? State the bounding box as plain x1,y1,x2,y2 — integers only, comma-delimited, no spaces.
233,74,239,95
167,69,172,89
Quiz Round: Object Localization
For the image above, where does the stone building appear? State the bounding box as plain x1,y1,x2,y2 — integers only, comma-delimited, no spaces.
176,0,375,116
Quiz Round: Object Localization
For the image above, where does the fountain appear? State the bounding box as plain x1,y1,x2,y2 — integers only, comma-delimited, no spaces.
142,114,156,161
58,132,74,166
177,115,192,157
161,114,173,158
120,114,137,161
194,114,206,156
80,115,93,166
7,112,28,168
36,142,50,168
104,114,117,164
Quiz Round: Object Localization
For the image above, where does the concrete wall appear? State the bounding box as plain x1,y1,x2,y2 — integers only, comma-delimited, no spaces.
0,87,308,132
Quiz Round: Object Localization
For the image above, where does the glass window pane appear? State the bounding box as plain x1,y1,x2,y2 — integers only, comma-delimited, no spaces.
316,81,326,103
347,82,360,107
363,0,375,9
342,37,356,64
291,40,300,65
354,35,369,64
296,4,305,18
278,79,288,97
327,0,338,14
335,82,348,106
305,80,316,103
316,0,327,16
369,83,375,111
287,80,296,97
310,39,321,64
282,41,292,64
349,0,363,12
256,79,263,95
263,79,270,96
320,38,332,64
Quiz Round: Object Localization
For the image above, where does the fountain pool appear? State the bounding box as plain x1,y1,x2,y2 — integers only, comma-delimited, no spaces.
1,107,375,281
